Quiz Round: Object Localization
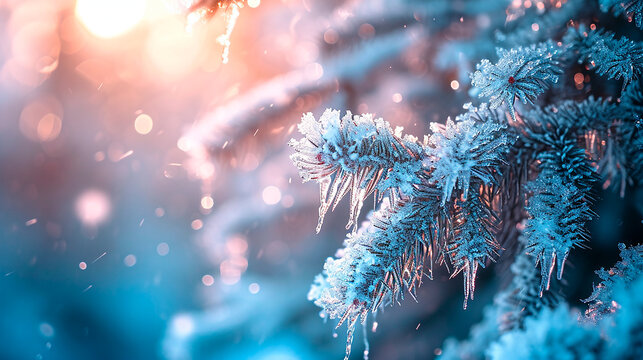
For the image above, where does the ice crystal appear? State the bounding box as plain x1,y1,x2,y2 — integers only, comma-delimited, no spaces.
177,0,246,62
286,2,643,358
439,244,643,360
496,243,561,330
600,274,643,359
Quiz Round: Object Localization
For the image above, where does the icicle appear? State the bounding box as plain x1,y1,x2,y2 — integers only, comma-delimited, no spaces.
362,318,370,360
539,250,556,297
556,250,569,281
216,3,240,64
316,177,331,233
460,261,479,309
344,315,359,360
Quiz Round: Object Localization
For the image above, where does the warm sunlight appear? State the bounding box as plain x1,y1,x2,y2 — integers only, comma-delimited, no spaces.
75,0,147,39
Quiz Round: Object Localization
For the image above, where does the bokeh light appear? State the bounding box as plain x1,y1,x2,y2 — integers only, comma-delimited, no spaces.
262,186,281,205
135,113,154,135
123,254,137,267
75,189,111,227
19,96,63,142
201,274,214,286
157,242,170,256
200,195,214,210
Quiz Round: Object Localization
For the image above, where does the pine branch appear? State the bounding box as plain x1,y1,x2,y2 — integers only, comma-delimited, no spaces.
471,41,563,120
289,109,425,233
600,0,643,28
497,0,586,46
495,242,561,331
583,243,643,321
566,25,643,86
487,304,603,360
446,192,501,309
427,105,513,205
522,172,593,295
308,192,439,360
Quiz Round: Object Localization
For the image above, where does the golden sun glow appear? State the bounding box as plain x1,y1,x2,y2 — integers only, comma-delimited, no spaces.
75,0,147,39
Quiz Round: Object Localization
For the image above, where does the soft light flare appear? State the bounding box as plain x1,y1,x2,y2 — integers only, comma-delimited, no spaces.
75,0,147,39
75,189,111,226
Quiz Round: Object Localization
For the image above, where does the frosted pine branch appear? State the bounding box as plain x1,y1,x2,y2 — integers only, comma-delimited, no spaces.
427,106,513,205
566,25,643,86
471,41,563,120
583,243,643,320
600,0,643,28
523,172,592,295
289,109,425,233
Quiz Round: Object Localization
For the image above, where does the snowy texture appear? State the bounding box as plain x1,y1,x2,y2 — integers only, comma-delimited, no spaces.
446,194,500,309
443,243,643,360
496,244,561,331
308,197,437,360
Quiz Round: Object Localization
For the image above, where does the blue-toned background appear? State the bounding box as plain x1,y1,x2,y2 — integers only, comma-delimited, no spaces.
1,0,641,359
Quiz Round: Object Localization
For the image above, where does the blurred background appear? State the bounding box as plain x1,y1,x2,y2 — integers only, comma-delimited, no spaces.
0,0,641,359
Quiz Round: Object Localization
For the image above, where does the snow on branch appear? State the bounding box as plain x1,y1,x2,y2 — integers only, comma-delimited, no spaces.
289,109,425,233
309,195,438,360
584,243,643,320
566,25,643,87
427,105,513,205
471,41,563,120
523,172,593,295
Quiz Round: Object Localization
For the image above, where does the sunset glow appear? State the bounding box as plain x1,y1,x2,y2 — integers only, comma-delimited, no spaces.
75,0,147,39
